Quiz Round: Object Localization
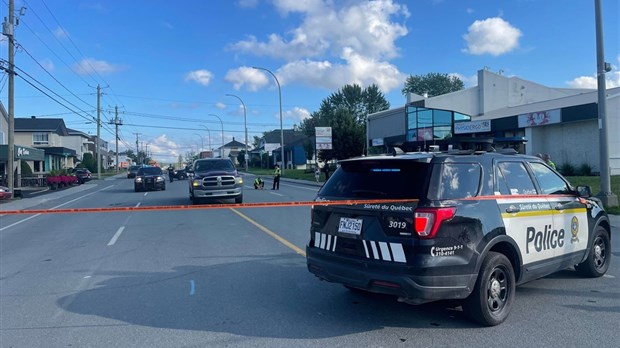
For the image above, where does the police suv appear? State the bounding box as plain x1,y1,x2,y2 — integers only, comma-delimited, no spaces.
306,149,611,326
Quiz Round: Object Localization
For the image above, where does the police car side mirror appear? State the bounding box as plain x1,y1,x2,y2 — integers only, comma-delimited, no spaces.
576,186,592,197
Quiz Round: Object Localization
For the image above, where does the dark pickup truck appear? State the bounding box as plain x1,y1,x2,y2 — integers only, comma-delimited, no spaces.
188,159,244,204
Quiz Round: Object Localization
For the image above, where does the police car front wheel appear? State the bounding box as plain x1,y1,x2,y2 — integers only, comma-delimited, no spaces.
463,251,516,326
575,226,611,278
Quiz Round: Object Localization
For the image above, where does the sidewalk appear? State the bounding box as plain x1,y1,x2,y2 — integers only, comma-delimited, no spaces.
0,174,123,212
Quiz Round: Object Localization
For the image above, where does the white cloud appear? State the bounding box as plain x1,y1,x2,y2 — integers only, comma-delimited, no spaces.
283,107,311,122
466,8,474,14
276,48,405,91
214,102,226,109
53,27,69,39
227,1,411,94
40,58,55,72
238,0,259,8
463,17,522,56
72,58,124,75
230,0,409,61
567,56,620,88
450,72,477,87
184,69,213,86
224,66,269,91
147,134,182,162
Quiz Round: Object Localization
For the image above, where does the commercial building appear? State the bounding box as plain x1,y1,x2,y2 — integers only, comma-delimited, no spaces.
368,69,619,175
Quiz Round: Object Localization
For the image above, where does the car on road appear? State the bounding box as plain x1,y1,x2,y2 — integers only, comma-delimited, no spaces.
134,166,166,192
0,185,12,200
127,165,142,178
74,168,92,184
306,148,611,326
174,166,190,180
189,158,243,204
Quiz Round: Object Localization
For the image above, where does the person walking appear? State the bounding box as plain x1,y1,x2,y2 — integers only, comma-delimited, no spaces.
167,165,175,183
314,166,321,183
272,164,281,190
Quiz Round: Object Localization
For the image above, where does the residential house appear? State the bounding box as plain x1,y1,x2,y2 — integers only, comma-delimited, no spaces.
219,137,246,166
257,129,310,169
14,117,76,173
66,128,94,162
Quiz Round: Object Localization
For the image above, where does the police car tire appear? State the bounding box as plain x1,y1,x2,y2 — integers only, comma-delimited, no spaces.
574,227,610,278
463,252,515,326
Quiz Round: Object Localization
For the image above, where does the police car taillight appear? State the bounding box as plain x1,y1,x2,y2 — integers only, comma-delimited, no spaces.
414,207,456,239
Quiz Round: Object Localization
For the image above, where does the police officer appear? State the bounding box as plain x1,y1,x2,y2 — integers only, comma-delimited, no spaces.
254,177,264,189
272,164,281,190
167,165,175,183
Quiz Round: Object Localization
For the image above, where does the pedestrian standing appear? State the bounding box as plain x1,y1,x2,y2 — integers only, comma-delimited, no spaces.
167,165,175,183
315,166,320,183
272,164,281,190
323,164,330,181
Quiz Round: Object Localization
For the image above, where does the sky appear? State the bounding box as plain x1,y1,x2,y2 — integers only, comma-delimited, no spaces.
0,0,618,164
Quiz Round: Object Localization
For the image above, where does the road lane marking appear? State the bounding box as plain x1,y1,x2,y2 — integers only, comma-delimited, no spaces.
144,192,148,196
107,226,125,246
603,274,615,278
230,208,306,257
270,192,284,197
0,185,115,231
189,280,195,295
136,202,141,208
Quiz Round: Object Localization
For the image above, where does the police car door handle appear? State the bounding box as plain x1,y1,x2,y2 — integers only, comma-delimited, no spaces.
505,205,520,213
554,203,568,211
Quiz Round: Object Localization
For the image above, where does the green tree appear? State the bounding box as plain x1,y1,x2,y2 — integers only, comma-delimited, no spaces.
401,73,464,97
298,83,390,161
82,153,97,173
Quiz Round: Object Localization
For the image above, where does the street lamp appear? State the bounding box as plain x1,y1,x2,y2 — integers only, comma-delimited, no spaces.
225,94,248,170
199,126,212,151
193,133,204,152
208,113,225,158
252,66,284,174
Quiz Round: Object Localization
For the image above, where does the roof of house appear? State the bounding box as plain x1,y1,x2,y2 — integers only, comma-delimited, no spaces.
66,128,90,138
221,137,246,149
263,129,306,144
15,117,69,136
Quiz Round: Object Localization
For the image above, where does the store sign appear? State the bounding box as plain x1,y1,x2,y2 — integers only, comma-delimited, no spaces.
372,138,384,146
518,109,561,128
316,127,333,150
16,147,30,157
454,120,491,134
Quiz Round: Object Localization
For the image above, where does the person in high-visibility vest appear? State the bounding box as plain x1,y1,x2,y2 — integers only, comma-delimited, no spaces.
254,177,264,190
272,164,281,190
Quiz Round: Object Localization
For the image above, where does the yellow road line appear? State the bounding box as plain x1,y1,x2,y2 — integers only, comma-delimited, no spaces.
230,208,306,257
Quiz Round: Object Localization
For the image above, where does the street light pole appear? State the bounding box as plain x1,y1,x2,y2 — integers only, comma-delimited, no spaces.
252,66,284,174
208,113,225,158
193,133,204,152
199,126,212,152
225,94,248,170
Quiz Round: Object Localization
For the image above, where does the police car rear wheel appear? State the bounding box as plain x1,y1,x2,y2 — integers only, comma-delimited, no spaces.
463,251,515,326
575,227,610,277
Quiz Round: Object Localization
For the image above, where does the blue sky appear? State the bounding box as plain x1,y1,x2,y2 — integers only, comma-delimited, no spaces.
1,0,618,163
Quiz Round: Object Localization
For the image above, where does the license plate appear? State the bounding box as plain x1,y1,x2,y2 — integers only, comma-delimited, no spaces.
338,217,363,235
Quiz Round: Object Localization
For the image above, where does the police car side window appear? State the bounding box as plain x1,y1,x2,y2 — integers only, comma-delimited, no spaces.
530,162,570,195
430,163,481,200
497,162,537,195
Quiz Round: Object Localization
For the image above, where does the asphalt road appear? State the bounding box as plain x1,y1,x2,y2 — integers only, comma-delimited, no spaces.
1,174,619,347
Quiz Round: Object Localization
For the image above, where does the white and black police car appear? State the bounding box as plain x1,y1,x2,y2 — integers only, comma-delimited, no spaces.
306,148,611,326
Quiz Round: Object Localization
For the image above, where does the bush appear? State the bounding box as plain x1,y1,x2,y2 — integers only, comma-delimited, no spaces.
577,163,592,176
559,163,576,176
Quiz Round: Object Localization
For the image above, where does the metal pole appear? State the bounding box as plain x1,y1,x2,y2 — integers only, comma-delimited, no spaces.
96,84,101,179
225,94,248,170
252,67,284,175
193,133,204,152
6,0,15,192
114,106,120,173
208,113,224,158
594,0,618,206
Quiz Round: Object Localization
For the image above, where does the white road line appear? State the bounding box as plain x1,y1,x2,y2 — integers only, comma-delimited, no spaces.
281,183,321,191
107,226,125,246
269,192,284,197
603,274,615,278
144,192,148,196
1,185,114,232
136,202,141,208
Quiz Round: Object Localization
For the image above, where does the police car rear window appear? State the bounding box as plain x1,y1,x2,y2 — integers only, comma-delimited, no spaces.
318,159,430,199
427,163,481,200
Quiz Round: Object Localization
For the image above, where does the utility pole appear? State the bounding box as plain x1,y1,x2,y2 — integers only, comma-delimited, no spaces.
96,84,101,180
109,106,122,173
134,133,141,164
594,0,618,207
4,0,15,193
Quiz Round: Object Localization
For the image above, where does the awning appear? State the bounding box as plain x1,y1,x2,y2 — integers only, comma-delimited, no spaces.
0,144,45,161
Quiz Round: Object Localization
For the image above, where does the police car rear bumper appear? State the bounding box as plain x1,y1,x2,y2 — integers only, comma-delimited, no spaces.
307,247,476,303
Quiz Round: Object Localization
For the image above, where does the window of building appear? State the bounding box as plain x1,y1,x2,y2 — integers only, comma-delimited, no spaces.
406,107,470,142
33,133,49,145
